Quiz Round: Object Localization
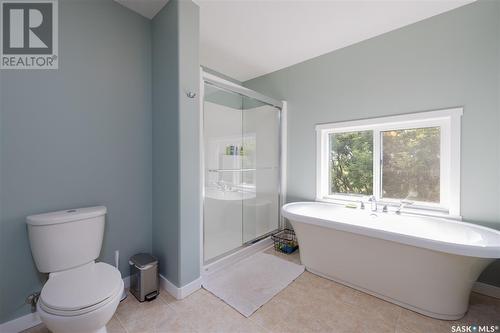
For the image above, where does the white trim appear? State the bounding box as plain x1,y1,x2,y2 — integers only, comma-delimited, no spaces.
202,237,273,278
316,107,462,217
448,111,462,217
472,282,500,300
0,275,131,333
315,108,463,131
199,67,205,272
373,129,381,201
0,312,42,333
316,198,462,220
159,275,202,300
122,275,130,289
121,275,130,301
280,101,288,224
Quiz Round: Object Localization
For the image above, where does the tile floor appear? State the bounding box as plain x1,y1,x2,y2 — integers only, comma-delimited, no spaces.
24,249,500,333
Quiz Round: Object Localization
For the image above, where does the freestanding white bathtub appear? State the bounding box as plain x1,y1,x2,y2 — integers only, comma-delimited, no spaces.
282,201,500,320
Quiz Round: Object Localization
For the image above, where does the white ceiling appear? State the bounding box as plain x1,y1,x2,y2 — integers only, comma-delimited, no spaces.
115,0,168,19
116,0,474,82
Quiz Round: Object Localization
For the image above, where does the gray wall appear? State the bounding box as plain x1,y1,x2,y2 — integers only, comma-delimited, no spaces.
177,0,201,286
245,1,500,285
152,0,200,287
152,0,181,289
0,0,152,323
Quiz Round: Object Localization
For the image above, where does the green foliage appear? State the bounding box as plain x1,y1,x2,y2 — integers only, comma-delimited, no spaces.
329,131,373,195
382,127,440,203
328,127,440,203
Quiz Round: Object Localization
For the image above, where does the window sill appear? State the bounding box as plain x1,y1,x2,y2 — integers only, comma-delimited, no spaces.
315,197,462,221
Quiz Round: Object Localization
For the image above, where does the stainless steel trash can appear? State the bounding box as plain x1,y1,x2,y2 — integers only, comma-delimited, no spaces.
129,253,159,302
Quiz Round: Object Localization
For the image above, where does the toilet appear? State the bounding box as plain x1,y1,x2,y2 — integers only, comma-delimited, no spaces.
27,206,123,333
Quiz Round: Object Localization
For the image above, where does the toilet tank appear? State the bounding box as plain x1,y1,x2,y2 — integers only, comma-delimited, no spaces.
27,206,107,273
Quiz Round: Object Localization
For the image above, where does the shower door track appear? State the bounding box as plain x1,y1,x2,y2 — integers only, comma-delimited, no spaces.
203,72,283,109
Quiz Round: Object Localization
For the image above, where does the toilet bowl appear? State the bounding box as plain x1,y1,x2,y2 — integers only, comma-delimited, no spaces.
37,262,123,333
27,206,122,333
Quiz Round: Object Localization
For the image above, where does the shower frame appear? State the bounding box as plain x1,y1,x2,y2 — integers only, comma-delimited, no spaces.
199,68,287,270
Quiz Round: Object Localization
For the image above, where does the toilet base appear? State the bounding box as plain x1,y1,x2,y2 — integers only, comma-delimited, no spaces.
38,280,123,333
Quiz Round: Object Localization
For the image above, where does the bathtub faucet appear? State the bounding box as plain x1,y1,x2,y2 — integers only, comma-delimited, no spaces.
396,200,414,215
368,195,377,212
359,201,365,210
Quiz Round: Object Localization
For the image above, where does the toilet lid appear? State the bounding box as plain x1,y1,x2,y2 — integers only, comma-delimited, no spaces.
40,262,122,311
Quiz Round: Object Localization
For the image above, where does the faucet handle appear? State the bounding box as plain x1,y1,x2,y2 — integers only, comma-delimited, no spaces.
396,200,413,214
359,201,365,210
382,204,388,213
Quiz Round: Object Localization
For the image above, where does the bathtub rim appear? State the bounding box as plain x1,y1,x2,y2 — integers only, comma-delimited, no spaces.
282,201,500,258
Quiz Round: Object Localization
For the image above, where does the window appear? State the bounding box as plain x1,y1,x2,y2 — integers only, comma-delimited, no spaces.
329,131,373,195
316,108,462,216
381,127,440,203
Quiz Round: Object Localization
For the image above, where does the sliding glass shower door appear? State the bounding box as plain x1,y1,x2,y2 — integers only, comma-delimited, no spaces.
203,83,280,262
241,96,280,243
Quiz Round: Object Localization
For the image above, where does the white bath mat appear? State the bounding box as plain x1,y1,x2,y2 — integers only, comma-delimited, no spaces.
202,252,305,317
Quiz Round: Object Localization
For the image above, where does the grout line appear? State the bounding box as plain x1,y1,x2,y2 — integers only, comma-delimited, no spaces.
114,290,132,333
160,293,202,333
113,312,129,333
248,315,273,333
164,299,177,313
393,307,403,333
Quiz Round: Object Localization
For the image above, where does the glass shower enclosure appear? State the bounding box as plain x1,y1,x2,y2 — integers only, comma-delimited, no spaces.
202,74,282,263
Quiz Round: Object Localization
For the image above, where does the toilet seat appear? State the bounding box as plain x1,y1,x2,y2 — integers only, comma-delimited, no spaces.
39,262,122,317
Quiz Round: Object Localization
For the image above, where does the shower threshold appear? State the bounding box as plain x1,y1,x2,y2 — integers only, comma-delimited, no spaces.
202,235,274,278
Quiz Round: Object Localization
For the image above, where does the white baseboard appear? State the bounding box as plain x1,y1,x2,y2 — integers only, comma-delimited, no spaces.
159,274,202,300
0,312,42,333
472,281,500,299
0,276,131,333
123,275,130,289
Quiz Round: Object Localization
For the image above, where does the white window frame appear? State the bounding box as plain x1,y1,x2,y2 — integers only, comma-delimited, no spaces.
316,107,462,217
